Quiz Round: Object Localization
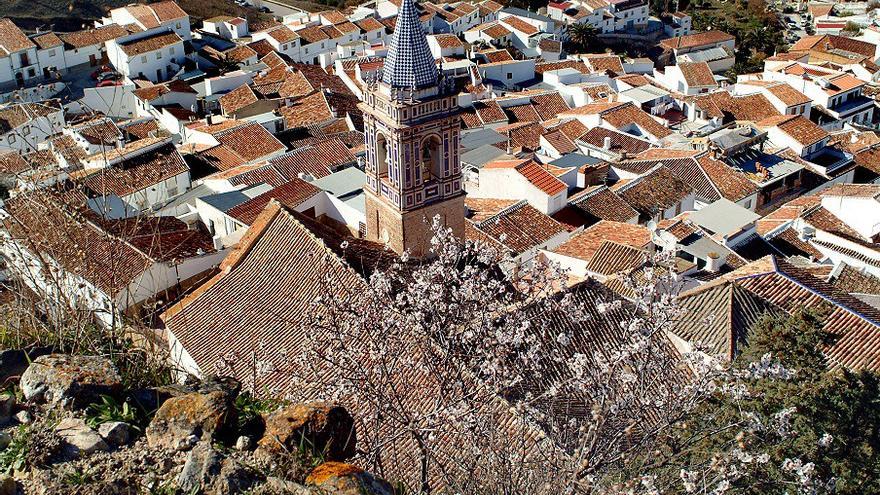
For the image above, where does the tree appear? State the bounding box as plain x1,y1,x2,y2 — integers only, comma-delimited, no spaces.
566,22,600,53
645,310,880,494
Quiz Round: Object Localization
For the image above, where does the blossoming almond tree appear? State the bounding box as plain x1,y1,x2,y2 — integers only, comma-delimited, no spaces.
284,218,783,493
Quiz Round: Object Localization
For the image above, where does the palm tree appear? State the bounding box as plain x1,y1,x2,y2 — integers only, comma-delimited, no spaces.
566,22,599,53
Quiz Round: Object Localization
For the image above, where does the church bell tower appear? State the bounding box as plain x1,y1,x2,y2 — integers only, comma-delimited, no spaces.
359,0,465,258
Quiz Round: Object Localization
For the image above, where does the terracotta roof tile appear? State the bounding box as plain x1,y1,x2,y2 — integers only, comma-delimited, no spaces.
118,31,181,56
199,144,246,171
212,122,286,163
578,127,652,155
693,91,780,122
58,24,128,48
0,19,35,53
617,166,693,215
481,48,514,63
227,179,321,224
531,92,570,120
553,220,649,261
568,186,639,223
219,84,258,115
279,91,334,128
500,16,539,35
542,129,577,154
32,32,63,49
536,59,590,74
149,1,188,22
601,103,673,139
504,103,541,123
550,119,589,141
486,159,567,195
465,197,518,222
660,30,735,50
585,55,624,75
586,240,649,277
82,143,189,197
472,201,567,254
678,61,716,87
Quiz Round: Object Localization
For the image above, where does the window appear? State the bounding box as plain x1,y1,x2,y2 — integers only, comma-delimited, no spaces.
22,126,30,136
156,51,162,60
27,68,34,77
48,49,56,57
744,198,752,209
169,47,175,55
167,186,178,197
282,43,287,51
176,22,182,29
8,135,15,144
141,56,147,63
506,72,512,79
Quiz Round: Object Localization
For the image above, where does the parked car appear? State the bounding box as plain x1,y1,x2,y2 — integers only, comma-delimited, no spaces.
90,66,113,80
259,6,271,12
97,72,121,82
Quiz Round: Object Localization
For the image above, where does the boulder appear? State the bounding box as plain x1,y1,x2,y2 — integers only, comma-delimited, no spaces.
0,394,13,425
145,390,237,451
0,474,15,495
178,441,261,495
256,403,356,463
55,417,109,459
305,462,393,495
0,431,10,451
20,355,122,409
0,346,53,386
98,421,130,447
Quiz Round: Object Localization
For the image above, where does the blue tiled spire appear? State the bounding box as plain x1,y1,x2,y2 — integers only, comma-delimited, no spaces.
381,0,438,89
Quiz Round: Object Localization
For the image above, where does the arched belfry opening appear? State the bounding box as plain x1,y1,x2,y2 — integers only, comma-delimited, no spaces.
420,135,442,183
376,133,389,178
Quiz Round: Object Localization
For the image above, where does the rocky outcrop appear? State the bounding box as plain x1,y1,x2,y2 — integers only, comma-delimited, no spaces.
19,355,122,410
145,379,239,451
257,403,356,463
0,353,396,495
306,462,394,495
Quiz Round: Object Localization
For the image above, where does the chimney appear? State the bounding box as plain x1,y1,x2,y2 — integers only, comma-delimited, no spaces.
603,136,611,150
705,251,723,272
206,113,213,125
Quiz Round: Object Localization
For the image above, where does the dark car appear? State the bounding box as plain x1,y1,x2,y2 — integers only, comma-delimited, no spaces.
98,72,121,82
90,65,113,80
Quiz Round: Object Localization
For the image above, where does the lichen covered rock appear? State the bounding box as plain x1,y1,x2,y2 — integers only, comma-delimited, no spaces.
306,462,393,495
20,355,122,409
145,389,237,451
256,403,356,463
